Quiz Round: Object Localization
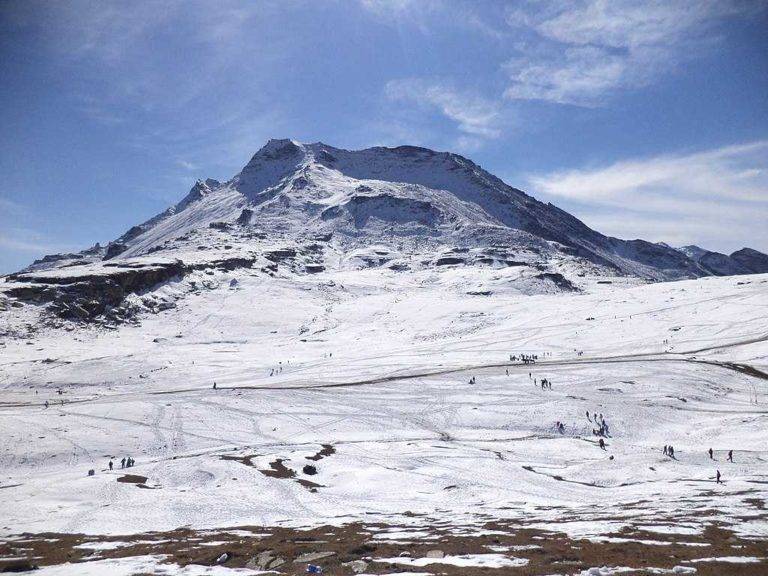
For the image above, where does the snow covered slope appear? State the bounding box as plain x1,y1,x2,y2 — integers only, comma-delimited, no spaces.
1,265,767,556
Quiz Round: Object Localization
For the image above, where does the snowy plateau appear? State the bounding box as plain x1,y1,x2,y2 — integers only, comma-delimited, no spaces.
1,139,767,575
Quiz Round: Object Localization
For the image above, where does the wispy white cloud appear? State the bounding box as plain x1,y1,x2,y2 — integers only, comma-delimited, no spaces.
372,0,758,153
0,197,26,215
385,79,502,141
38,1,286,66
176,159,199,171
0,228,72,255
529,141,768,202
504,45,628,106
359,0,507,38
9,1,300,182
359,0,440,18
504,0,752,106
527,141,768,250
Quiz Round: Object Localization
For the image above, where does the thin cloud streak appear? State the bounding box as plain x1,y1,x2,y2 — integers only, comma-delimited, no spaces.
527,141,768,251
0,197,26,215
529,141,768,202
385,79,503,148
0,230,74,255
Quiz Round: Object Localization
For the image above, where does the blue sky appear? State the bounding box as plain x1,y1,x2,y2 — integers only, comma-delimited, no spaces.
1,0,766,273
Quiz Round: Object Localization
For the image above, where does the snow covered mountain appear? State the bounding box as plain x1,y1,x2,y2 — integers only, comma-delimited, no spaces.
24,139,705,275
2,139,767,324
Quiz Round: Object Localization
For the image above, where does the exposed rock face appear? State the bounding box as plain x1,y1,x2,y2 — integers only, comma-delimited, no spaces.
236,208,254,226
21,243,105,273
435,257,465,266
6,261,186,320
730,247,768,274
698,251,751,276
678,244,768,276
104,242,129,260
4,255,257,321
535,272,579,292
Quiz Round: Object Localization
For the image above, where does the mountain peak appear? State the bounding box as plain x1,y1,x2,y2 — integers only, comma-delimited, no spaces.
235,139,310,198
678,245,709,261
252,138,306,159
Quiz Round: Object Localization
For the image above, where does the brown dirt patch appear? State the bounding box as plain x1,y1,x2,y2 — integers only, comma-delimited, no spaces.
116,474,148,484
306,444,335,461
259,458,294,479
1,515,766,576
220,454,258,467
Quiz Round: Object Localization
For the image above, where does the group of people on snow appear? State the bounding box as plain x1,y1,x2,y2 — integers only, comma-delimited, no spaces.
117,456,135,469
586,410,610,437
269,361,290,377
101,456,135,474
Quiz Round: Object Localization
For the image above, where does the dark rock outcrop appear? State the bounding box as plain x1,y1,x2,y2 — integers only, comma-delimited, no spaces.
6,261,186,320
730,247,768,274
5,255,258,321
535,272,578,292
104,242,128,260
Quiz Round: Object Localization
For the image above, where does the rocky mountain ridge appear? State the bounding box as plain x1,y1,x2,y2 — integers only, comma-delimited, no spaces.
2,139,767,326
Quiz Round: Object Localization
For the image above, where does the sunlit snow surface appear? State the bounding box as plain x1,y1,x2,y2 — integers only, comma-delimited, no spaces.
31,555,258,575
1,269,767,570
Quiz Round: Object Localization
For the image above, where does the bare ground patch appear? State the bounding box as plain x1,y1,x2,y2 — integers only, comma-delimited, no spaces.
1,514,766,575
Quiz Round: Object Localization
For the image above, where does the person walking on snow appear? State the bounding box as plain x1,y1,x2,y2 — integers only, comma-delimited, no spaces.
121,457,126,469
708,447,713,459
108,459,113,471
728,450,733,462
716,470,722,484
